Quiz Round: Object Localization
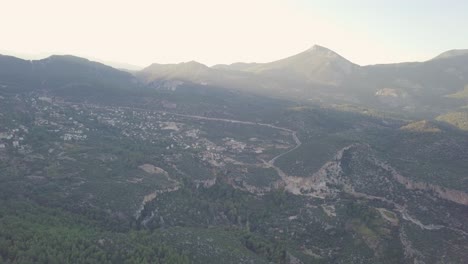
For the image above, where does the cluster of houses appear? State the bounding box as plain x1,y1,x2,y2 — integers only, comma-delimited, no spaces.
0,126,28,151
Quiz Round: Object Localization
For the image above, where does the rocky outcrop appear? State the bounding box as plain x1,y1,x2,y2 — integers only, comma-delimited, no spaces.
134,185,181,220
138,164,168,175
376,160,468,206
279,144,357,198
194,177,217,188
134,164,181,220
277,142,468,207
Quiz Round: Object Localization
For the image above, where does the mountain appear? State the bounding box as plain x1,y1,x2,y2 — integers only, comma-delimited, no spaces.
156,45,359,85
99,60,143,72
361,50,468,115
243,45,360,85
136,45,363,103
136,60,282,94
1,49,468,263
138,61,213,83
0,54,139,98
432,49,468,60
0,50,144,72
136,45,468,116
5,45,468,116
212,45,359,86
212,62,260,71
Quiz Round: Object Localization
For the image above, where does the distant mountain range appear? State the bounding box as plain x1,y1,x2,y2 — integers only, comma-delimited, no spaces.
137,45,468,115
0,54,137,96
2,45,468,116
1,46,468,263
215,45,359,85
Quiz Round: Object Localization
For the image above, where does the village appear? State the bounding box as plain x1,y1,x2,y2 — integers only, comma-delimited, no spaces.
0,92,294,173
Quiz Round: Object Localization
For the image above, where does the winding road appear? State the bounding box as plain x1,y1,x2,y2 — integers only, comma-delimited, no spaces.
84,104,468,235
156,111,303,166
84,103,303,170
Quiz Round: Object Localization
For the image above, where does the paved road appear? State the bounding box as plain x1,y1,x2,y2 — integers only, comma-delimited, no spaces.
156,111,302,165
86,103,302,167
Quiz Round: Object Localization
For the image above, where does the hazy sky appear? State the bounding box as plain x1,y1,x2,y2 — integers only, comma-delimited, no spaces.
1,0,467,67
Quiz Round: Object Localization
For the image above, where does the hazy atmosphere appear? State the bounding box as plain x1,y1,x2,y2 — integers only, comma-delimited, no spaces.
2,0,468,66
1,1,467,263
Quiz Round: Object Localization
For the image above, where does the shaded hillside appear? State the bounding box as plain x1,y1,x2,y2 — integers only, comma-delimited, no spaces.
0,54,138,96
136,46,468,116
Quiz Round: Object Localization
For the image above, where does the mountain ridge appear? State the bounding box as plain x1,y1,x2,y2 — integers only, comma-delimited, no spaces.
1,45,468,263
432,49,468,61
3,45,468,116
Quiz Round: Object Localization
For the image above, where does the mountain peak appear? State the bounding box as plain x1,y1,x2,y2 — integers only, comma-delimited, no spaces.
242,44,358,85
139,60,211,82
298,45,355,67
44,55,91,63
308,44,331,51
432,49,468,60
182,60,208,68
304,45,341,58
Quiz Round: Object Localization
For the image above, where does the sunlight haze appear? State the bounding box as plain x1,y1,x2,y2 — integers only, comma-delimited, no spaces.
1,0,467,67
1,1,468,263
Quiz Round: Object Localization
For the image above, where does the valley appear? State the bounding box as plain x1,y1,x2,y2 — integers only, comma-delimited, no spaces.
3,1,468,263
0,48,467,263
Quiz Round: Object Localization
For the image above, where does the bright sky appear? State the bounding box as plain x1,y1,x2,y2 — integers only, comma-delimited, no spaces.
1,0,467,67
